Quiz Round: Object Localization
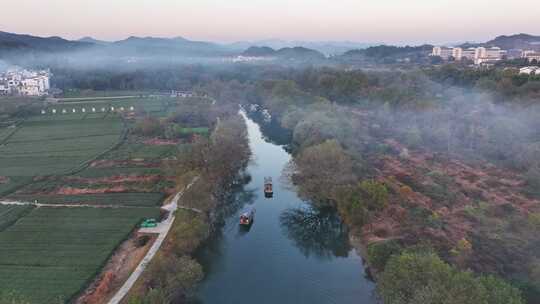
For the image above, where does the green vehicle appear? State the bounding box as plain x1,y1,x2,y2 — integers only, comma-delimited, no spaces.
140,218,158,228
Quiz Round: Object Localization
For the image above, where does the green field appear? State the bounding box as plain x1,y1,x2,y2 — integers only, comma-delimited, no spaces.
9,192,165,207
0,206,160,303
105,140,179,160
0,95,204,303
0,116,123,177
0,205,33,231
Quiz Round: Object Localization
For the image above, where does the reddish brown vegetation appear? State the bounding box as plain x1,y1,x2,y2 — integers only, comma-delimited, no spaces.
363,138,540,265
89,159,161,168
143,138,181,145
76,234,156,304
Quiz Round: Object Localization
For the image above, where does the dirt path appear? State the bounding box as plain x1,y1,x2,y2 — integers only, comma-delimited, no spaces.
107,176,199,304
0,200,139,209
52,96,139,103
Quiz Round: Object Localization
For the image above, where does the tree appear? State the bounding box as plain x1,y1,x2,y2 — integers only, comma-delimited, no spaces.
359,179,389,211
378,251,524,304
294,140,357,205
479,275,524,304
134,116,163,137
367,239,402,271
144,254,203,302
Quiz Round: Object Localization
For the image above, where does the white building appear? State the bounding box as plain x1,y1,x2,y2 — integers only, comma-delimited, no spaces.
431,46,507,64
474,47,507,65
519,66,540,75
431,46,454,60
450,47,477,61
0,67,51,96
523,50,540,63
0,83,9,95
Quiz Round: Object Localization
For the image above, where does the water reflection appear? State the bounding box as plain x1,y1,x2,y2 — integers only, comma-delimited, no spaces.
247,106,293,148
280,206,352,259
195,174,255,276
194,112,376,304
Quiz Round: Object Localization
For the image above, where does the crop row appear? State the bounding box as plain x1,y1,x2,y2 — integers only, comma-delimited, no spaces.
9,192,165,207
0,206,160,303
0,116,124,177
0,205,33,231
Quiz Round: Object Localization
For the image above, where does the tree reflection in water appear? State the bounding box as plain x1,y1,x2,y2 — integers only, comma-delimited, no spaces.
280,206,352,259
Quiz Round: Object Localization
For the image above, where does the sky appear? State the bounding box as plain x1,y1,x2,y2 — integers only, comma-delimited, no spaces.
1,0,538,44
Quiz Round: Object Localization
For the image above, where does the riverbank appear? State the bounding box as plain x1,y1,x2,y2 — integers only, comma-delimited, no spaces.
248,102,527,304
124,113,251,303
193,112,376,304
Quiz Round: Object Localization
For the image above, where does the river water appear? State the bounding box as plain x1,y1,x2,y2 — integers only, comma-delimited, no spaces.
194,112,376,304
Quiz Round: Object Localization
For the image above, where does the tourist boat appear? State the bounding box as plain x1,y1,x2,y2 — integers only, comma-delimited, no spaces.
239,207,255,226
264,177,273,198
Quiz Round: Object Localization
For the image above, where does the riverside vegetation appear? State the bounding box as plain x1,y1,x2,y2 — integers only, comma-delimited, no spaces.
126,111,251,303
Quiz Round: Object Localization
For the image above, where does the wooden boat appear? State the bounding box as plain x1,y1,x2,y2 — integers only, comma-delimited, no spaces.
264,177,273,198
239,207,255,226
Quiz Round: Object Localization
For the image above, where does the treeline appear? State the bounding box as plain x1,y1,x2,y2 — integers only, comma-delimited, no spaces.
50,62,540,106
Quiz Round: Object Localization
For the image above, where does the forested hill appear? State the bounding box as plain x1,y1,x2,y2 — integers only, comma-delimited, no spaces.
0,31,92,53
460,33,540,50
0,31,232,59
242,46,326,60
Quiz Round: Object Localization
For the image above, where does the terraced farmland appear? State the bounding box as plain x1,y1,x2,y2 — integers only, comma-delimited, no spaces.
0,115,123,177
0,96,208,303
0,206,160,303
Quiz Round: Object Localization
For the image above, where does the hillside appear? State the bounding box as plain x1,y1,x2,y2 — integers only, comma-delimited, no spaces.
242,46,325,60
105,36,232,57
0,31,233,59
461,33,540,50
0,31,92,53
242,46,277,57
486,34,540,50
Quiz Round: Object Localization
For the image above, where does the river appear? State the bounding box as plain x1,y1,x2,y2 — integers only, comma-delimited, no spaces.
194,112,376,304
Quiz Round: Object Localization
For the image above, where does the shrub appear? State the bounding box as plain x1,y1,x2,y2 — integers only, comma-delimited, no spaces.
367,239,402,271
479,275,525,304
359,179,389,211
378,251,524,304
528,213,540,230
170,211,208,255
135,235,151,248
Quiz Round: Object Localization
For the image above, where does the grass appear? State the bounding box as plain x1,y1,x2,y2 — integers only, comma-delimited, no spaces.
0,206,160,304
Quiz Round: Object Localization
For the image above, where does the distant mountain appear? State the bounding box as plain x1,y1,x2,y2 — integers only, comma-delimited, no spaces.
106,36,232,57
485,34,540,50
460,34,540,50
275,47,325,60
0,31,92,53
242,46,276,57
0,31,234,60
78,36,110,45
241,46,325,60
229,39,376,55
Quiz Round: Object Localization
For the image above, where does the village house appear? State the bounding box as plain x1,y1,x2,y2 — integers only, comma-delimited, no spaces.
0,67,51,96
